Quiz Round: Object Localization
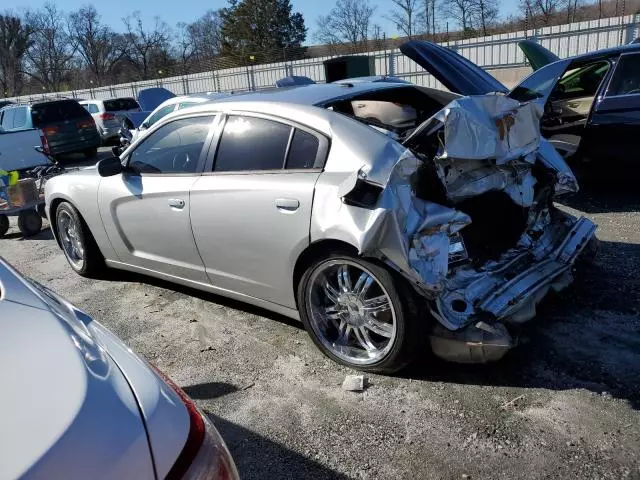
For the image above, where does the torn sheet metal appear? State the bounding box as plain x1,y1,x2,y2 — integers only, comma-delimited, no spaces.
436,95,543,164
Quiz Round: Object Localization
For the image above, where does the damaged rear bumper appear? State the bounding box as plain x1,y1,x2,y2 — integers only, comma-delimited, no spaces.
429,215,597,363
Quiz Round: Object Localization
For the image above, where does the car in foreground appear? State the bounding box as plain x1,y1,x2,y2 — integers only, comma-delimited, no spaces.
45,41,597,373
80,97,141,144
0,100,100,161
512,39,640,162
0,257,238,479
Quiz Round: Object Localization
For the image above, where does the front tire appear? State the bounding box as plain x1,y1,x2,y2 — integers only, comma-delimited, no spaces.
56,201,104,276
18,209,42,237
297,252,423,374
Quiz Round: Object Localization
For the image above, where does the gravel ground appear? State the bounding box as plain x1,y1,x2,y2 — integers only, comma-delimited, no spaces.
2,151,639,479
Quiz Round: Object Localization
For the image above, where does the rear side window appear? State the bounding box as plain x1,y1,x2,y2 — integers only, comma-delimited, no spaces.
286,129,319,169
12,107,27,129
86,104,99,114
1,108,15,129
214,116,292,172
607,53,640,96
104,98,140,112
31,100,89,127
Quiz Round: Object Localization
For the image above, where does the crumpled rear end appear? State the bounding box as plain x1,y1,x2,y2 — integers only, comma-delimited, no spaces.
312,94,597,363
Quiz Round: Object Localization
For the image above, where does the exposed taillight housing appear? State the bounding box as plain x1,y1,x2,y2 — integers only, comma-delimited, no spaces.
39,130,50,155
151,365,239,480
43,126,59,136
99,112,116,121
77,118,95,129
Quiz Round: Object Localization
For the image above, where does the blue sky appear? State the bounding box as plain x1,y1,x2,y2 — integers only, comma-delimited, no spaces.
3,0,520,44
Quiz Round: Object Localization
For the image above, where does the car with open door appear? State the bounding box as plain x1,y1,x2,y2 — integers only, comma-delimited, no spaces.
44,62,597,373
509,39,640,163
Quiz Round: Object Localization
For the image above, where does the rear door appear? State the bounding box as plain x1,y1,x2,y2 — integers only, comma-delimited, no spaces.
586,52,640,163
190,114,327,308
98,115,217,282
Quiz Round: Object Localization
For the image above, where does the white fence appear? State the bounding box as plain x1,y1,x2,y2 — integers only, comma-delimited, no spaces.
9,14,640,103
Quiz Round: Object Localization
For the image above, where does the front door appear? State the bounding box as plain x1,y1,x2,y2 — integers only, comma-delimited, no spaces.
586,52,640,164
98,115,217,283
190,114,327,308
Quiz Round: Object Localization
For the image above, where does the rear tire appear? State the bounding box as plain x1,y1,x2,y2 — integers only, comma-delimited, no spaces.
297,251,424,374
18,209,42,237
0,214,9,238
83,147,98,159
55,201,104,277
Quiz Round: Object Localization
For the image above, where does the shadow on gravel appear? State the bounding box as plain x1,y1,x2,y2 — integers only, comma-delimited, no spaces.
204,411,348,480
183,382,239,400
559,165,640,214
403,239,640,410
101,269,305,331
2,228,54,241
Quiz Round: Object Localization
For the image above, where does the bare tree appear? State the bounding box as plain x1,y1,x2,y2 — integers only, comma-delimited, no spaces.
422,0,439,36
24,3,77,91
0,13,33,96
386,0,421,38
445,0,477,33
535,0,562,24
68,6,127,85
187,10,224,61
175,22,197,74
122,12,171,80
316,0,376,53
471,0,499,35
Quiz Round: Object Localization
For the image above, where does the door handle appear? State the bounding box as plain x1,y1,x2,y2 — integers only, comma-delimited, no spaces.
275,198,300,212
168,198,185,209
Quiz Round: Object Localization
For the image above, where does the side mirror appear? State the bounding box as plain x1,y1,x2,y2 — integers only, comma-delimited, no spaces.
97,156,124,177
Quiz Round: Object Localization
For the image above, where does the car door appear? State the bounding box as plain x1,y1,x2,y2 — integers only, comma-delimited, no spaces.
98,114,218,283
190,114,327,308
586,52,640,163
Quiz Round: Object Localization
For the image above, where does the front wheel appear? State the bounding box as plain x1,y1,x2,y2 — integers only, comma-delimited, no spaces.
83,147,98,159
297,253,423,373
56,202,103,276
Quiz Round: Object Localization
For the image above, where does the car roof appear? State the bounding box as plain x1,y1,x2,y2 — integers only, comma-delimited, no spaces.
569,42,640,64
212,82,408,107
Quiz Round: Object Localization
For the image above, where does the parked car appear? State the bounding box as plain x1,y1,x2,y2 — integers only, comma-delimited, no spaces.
45,42,598,373
118,92,231,152
0,100,100,161
79,97,141,144
512,39,640,163
0,257,238,479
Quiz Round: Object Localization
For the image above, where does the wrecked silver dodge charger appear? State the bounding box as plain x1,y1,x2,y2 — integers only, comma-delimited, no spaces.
45,42,597,374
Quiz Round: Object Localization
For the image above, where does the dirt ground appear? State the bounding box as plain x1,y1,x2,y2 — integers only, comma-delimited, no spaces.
2,152,639,479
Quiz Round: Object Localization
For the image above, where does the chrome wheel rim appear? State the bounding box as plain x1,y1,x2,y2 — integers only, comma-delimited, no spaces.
307,259,397,366
58,211,84,269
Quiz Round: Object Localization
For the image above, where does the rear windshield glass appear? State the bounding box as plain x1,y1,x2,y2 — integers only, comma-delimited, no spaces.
103,98,140,112
31,100,89,126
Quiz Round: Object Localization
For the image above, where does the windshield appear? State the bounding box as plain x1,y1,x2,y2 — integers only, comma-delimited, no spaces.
509,60,570,103
104,98,140,112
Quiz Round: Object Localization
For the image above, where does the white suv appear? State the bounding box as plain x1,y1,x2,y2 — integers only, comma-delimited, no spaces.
80,98,141,144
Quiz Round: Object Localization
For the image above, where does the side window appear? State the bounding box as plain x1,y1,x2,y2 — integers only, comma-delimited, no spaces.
509,60,569,102
178,102,199,109
554,61,610,100
607,53,640,96
286,129,320,169
128,116,214,174
214,116,292,172
147,104,176,127
11,107,27,130
88,104,99,114
1,108,15,130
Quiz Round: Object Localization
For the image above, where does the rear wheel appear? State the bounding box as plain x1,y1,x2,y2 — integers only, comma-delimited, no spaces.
17,209,42,237
56,201,103,276
297,252,423,373
0,214,8,238
83,147,98,159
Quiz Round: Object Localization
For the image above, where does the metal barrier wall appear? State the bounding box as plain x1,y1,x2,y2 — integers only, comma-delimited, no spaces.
9,14,640,103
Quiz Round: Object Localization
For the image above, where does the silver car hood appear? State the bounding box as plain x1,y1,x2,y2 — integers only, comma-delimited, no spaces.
0,259,155,479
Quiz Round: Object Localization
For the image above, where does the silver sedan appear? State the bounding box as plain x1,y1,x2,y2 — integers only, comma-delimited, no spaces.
45,79,597,373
